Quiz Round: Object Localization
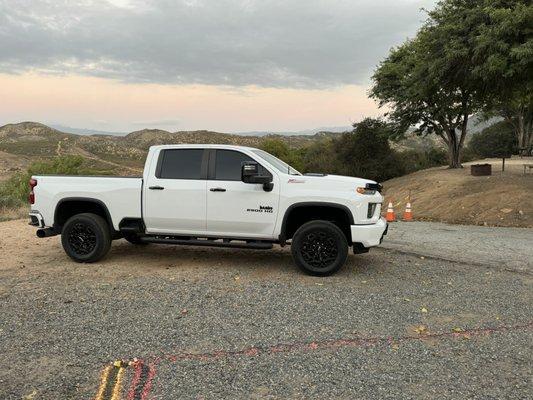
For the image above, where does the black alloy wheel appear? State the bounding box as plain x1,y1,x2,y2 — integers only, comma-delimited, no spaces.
300,230,339,269
61,213,111,263
291,220,348,276
67,222,97,255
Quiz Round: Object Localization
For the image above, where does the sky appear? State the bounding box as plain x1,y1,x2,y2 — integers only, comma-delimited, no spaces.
0,0,436,133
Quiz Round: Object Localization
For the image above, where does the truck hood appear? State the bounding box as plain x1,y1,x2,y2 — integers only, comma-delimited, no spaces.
296,173,376,188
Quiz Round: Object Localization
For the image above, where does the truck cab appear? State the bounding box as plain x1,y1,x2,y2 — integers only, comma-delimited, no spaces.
30,144,387,276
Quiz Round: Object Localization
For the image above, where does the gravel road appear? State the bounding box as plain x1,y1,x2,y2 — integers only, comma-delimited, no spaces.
382,221,533,271
0,219,531,399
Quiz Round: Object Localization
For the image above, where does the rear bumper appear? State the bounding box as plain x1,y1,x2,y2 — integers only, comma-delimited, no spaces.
28,211,45,228
350,218,388,248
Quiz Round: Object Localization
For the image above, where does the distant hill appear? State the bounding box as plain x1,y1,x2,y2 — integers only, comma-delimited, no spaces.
48,124,127,137
0,122,344,176
43,124,353,137
236,126,353,136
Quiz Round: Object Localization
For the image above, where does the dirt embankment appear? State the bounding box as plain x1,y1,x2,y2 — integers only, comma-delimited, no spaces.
382,157,533,228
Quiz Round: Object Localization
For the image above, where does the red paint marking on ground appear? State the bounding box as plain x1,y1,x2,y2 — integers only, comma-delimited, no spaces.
126,362,143,400
140,363,156,400
97,321,531,396
152,321,533,364
109,321,533,373
125,361,157,400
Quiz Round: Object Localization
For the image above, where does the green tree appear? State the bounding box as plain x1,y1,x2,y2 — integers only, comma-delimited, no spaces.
334,118,404,182
470,0,533,150
260,138,305,171
371,0,488,168
469,121,517,171
260,138,291,160
302,137,338,174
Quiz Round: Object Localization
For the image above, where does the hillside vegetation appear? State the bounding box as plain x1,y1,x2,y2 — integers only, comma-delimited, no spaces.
0,121,448,178
0,122,342,175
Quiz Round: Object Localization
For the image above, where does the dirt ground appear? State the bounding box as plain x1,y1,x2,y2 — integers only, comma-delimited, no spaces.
1,219,532,399
382,156,533,228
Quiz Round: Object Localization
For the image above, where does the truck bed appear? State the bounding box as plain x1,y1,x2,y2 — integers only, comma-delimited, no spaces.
31,175,143,230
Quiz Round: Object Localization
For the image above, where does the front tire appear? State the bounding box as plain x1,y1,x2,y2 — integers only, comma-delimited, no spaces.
61,213,111,263
291,220,348,276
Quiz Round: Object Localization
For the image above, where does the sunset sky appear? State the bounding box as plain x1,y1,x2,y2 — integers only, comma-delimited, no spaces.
0,0,435,133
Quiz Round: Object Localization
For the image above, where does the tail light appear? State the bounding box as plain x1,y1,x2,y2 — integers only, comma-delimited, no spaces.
29,178,37,204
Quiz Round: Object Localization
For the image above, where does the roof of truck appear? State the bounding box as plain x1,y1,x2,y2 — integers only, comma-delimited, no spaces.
149,144,260,151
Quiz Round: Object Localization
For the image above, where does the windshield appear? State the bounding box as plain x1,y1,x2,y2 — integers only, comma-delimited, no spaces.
251,149,302,175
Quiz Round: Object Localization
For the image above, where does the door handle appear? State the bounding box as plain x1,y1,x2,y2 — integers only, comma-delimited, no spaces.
210,187,226,192
149,186,165,190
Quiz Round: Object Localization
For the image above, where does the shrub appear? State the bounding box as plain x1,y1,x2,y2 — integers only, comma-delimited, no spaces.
302,138,338,174
469,121,517,170
0,155,93,208
459,146,478,163
398,147,448,174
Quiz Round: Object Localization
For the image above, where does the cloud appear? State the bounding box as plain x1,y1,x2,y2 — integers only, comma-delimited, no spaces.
0,0,434,88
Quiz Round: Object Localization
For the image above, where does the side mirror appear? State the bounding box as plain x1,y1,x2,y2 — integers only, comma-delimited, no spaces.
241,161,273,191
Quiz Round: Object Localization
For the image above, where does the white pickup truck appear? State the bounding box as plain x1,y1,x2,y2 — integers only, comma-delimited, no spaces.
29,144,387,275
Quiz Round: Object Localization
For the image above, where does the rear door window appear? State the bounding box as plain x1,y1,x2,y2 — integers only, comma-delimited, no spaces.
158,149,204,179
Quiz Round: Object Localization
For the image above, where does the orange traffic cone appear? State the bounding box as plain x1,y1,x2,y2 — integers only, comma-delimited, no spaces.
403,202,413,221
385,201,396,222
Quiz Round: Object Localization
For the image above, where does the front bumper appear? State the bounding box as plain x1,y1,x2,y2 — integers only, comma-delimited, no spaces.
350,217,388,248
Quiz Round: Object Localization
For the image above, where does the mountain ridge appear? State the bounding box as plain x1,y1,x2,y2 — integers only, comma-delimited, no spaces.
0,122,342,175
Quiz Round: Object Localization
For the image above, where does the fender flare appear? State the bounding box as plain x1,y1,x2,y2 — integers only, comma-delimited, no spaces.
278,201,354,243
53,197,114,232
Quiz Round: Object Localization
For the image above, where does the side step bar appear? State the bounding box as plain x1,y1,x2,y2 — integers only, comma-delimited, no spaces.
139,236,274,250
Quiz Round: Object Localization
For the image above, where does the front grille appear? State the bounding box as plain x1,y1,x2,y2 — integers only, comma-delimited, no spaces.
367,203,378,218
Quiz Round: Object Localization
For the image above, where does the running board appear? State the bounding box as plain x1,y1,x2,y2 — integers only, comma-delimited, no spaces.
139,236,274,250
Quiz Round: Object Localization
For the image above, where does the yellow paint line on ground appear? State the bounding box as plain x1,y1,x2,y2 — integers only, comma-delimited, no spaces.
111,366,125,400
94,365,112,400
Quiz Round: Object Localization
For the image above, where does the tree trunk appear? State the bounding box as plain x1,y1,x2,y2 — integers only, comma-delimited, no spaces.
526,117,533,148
517,113,526,148
445,118,467,169
506,106,532,150
447,141,462,168
435,120,466,169
502,157,505,172
448,145,463,168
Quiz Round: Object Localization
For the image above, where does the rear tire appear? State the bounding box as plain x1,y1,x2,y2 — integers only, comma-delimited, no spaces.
291,220,348,276
61,213,111,263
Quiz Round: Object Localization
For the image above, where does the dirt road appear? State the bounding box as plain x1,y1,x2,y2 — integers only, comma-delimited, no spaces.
0,219,531,399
